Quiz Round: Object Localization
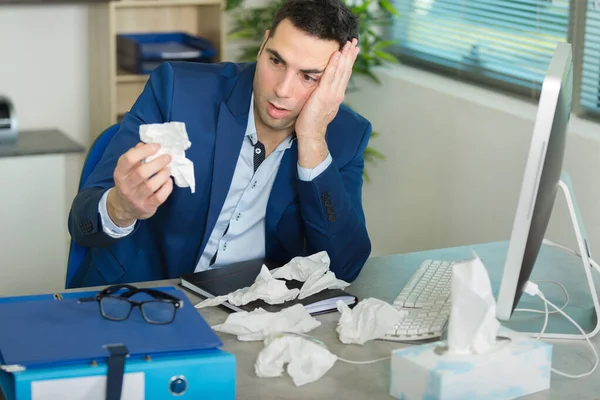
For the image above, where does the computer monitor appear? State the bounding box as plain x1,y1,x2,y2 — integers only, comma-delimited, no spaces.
496,43,573,322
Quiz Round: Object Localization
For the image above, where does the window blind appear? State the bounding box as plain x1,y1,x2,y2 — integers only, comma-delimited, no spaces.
580,0,600,115
392,0,571,92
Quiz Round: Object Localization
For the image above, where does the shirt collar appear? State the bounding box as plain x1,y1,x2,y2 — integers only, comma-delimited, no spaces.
246,91,294,151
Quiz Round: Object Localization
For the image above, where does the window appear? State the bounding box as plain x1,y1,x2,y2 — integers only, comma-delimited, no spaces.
580,0,600,115
391,0,600,117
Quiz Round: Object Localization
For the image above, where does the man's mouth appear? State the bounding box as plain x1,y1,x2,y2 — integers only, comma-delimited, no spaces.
269,102,287,111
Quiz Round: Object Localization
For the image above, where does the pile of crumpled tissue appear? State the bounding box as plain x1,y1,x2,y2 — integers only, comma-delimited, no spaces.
196,251,406,386
194,251,349,309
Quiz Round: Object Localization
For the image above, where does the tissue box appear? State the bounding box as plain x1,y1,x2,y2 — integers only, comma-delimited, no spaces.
390,328,552,400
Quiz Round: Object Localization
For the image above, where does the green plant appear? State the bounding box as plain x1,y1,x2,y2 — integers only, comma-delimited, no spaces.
227,0,399,181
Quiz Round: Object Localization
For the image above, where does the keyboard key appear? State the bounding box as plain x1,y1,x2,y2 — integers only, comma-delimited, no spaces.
418,326,431,335
415,299,434,307
385,258,457,342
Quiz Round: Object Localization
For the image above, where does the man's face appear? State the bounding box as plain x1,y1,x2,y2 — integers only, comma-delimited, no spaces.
253,18,339,134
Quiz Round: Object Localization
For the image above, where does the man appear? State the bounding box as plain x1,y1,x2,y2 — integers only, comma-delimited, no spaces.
68,0,372,288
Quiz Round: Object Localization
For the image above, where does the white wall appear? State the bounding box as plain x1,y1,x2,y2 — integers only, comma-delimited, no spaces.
0,5,89,296
347,65,600,259
1,5,600,296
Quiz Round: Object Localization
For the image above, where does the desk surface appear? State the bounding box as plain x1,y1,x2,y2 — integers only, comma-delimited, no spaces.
4,241,600,399
170,241,600,399
0,129,84,158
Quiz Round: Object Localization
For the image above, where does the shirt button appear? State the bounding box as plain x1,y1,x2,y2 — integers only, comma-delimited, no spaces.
222,243,227,251
255,148,262,154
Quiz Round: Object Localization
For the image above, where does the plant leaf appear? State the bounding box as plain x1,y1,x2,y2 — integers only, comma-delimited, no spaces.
352,0,372,14
373,49,399,63
378,0,400,16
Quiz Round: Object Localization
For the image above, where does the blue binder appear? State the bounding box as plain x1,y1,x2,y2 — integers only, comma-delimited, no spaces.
0,287,236,399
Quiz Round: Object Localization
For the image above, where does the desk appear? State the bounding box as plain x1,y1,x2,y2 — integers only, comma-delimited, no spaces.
164,242,600,399
0,129,83,159
3,241,600,399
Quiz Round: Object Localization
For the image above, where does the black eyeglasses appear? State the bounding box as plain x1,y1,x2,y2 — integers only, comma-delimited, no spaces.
79,284,183,325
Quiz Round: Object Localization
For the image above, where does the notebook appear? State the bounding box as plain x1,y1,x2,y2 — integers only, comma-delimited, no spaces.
179,259,357,315
0,288,222,368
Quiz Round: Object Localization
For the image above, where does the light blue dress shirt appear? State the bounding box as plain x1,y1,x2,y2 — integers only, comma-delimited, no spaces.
98,93,332,272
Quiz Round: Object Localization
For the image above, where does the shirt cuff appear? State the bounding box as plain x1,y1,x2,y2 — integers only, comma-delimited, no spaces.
98,188,136,238
297,153,332,181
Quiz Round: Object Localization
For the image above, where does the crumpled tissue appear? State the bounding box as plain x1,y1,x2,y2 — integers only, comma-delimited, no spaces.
272,251,350,299
139,121,195,193
212,304,321,341
447,253,500,355
195,266,300,309
336,297,405,344
255,334,338,386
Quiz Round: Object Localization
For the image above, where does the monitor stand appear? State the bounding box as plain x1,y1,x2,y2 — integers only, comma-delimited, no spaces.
509,171,600,340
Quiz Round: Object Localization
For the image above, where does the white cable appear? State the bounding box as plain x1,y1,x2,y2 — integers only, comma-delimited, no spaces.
535,294,549,340
278,331,390,365
524,281,599,378
590,258,600,275
337,355,390,364
542,238,600,275
515,280,569,315
542,238,581,257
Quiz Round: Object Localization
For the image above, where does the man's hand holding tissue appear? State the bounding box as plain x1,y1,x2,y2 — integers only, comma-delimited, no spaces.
107,142,173,227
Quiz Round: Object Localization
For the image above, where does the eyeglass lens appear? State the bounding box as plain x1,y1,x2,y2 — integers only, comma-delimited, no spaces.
141,301,177,324
100,297,132,320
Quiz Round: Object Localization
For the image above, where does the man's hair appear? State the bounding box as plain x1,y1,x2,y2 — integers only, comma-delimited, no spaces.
269,0,359,49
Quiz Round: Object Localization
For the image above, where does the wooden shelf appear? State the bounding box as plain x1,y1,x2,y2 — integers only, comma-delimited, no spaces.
114,0,222,8
0,0,107,4
116,69,149,83
88,0,225,140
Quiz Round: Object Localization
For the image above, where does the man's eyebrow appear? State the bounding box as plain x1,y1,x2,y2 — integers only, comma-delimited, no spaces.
265,48,324,75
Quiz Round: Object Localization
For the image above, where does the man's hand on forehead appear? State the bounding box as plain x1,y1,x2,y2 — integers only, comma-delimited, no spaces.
294,38,360,139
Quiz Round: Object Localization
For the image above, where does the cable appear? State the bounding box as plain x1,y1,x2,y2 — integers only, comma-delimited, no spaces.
278,331,390,365
535,294,549,340
524,281,599,378
337,355,390,364
542,238,581,257
514,280,569,315
542,238,600,275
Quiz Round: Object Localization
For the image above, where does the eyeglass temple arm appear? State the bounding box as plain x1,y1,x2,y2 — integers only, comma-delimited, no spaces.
77,284,139,303
120,287,180,301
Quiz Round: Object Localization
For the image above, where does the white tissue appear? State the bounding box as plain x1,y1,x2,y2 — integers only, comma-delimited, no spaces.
195,266,300,309
336,298,405,344
255,334,337,386
139,121,195,193
212,304,321,341
447,253,500,355
272,251,350,299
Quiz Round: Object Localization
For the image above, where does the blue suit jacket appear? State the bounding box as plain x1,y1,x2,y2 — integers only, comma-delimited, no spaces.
68,61,372,287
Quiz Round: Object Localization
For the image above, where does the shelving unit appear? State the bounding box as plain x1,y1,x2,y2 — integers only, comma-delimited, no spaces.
88,0,225,140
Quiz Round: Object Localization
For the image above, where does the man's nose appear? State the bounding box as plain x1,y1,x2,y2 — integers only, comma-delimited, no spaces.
274,71,294,98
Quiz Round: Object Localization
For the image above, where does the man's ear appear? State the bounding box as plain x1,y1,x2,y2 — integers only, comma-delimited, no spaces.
257,30,270,58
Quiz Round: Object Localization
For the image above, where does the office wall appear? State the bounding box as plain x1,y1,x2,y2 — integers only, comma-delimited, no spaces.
1,5,600,295
0,6,89,296
347,65,600,259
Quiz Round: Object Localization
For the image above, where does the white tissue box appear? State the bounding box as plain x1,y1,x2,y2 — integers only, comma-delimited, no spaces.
389,328,552,400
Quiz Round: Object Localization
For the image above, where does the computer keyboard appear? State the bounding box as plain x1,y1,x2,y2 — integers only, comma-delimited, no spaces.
382,259,455,342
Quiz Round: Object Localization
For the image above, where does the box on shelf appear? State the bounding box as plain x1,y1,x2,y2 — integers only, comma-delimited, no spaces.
117,32,217,75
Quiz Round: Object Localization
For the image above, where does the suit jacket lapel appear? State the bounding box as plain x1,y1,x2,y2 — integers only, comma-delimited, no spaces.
197,63,256,262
